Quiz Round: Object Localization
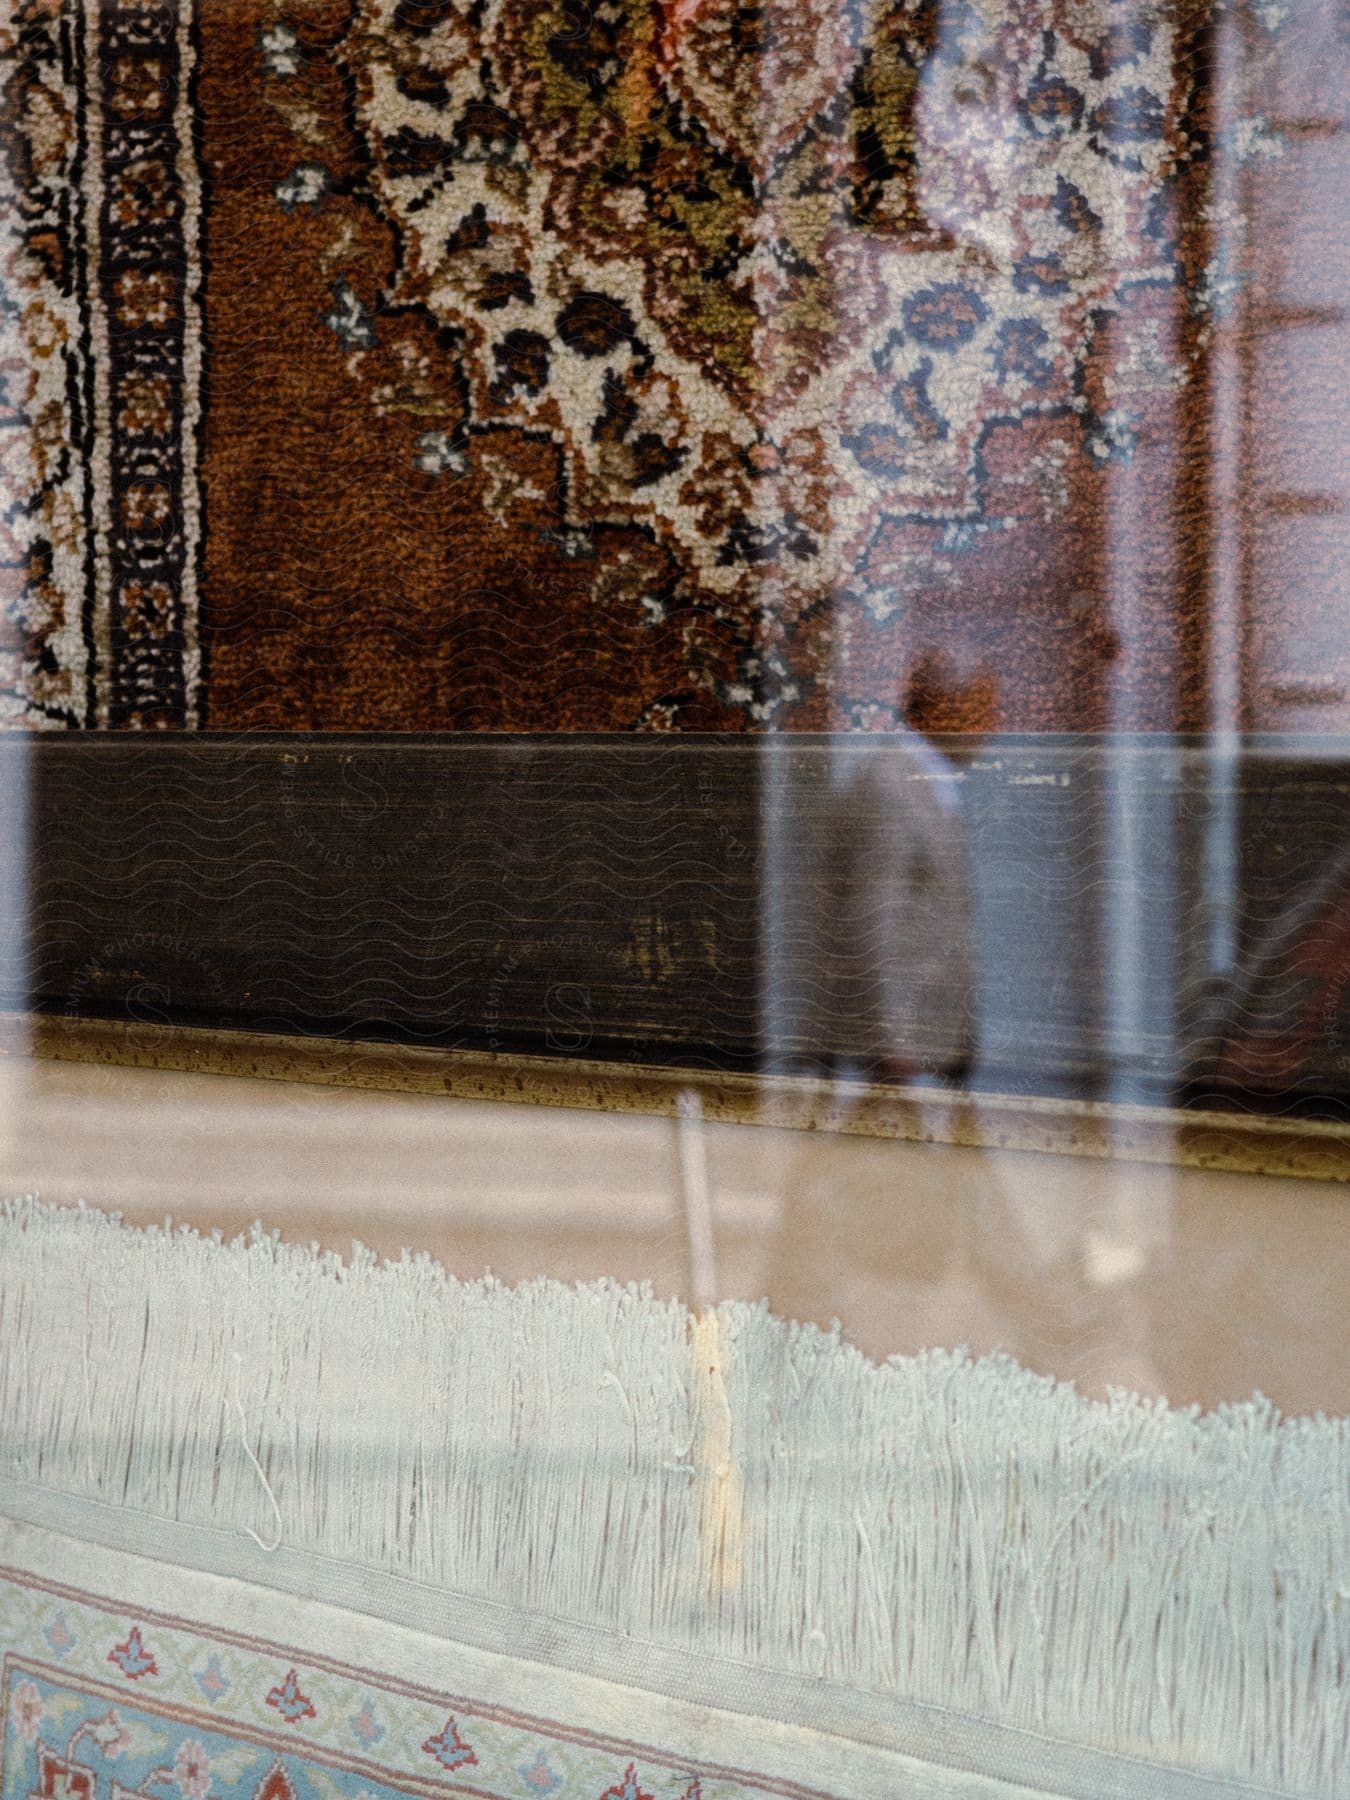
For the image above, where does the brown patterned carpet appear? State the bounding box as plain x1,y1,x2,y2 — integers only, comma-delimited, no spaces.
1,1,1343,730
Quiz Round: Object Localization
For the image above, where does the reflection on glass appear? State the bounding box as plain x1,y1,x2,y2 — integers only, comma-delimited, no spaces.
0,0,1344,1412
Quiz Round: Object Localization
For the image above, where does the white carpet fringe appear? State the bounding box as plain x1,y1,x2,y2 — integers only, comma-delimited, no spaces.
0,1197,1345,1794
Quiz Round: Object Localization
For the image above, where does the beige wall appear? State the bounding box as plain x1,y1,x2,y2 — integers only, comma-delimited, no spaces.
3,1054,1346,1417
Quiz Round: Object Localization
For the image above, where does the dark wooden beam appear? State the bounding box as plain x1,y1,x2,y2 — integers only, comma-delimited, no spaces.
9,733,1350,1113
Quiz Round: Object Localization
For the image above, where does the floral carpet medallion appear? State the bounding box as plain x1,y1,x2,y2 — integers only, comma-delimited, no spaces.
0,2,1293,727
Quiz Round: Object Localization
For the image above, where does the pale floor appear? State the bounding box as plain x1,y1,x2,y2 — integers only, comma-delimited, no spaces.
3,1054,1347,1416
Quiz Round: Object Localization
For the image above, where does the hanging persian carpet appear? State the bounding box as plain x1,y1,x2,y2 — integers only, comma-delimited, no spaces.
0,1200,1346,1798
0,0,1308,733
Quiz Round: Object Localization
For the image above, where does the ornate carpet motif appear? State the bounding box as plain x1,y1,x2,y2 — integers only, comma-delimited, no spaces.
0,1526,1069,1800
0,0,202,725
0,1567,786,1800
0,2,1295,728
